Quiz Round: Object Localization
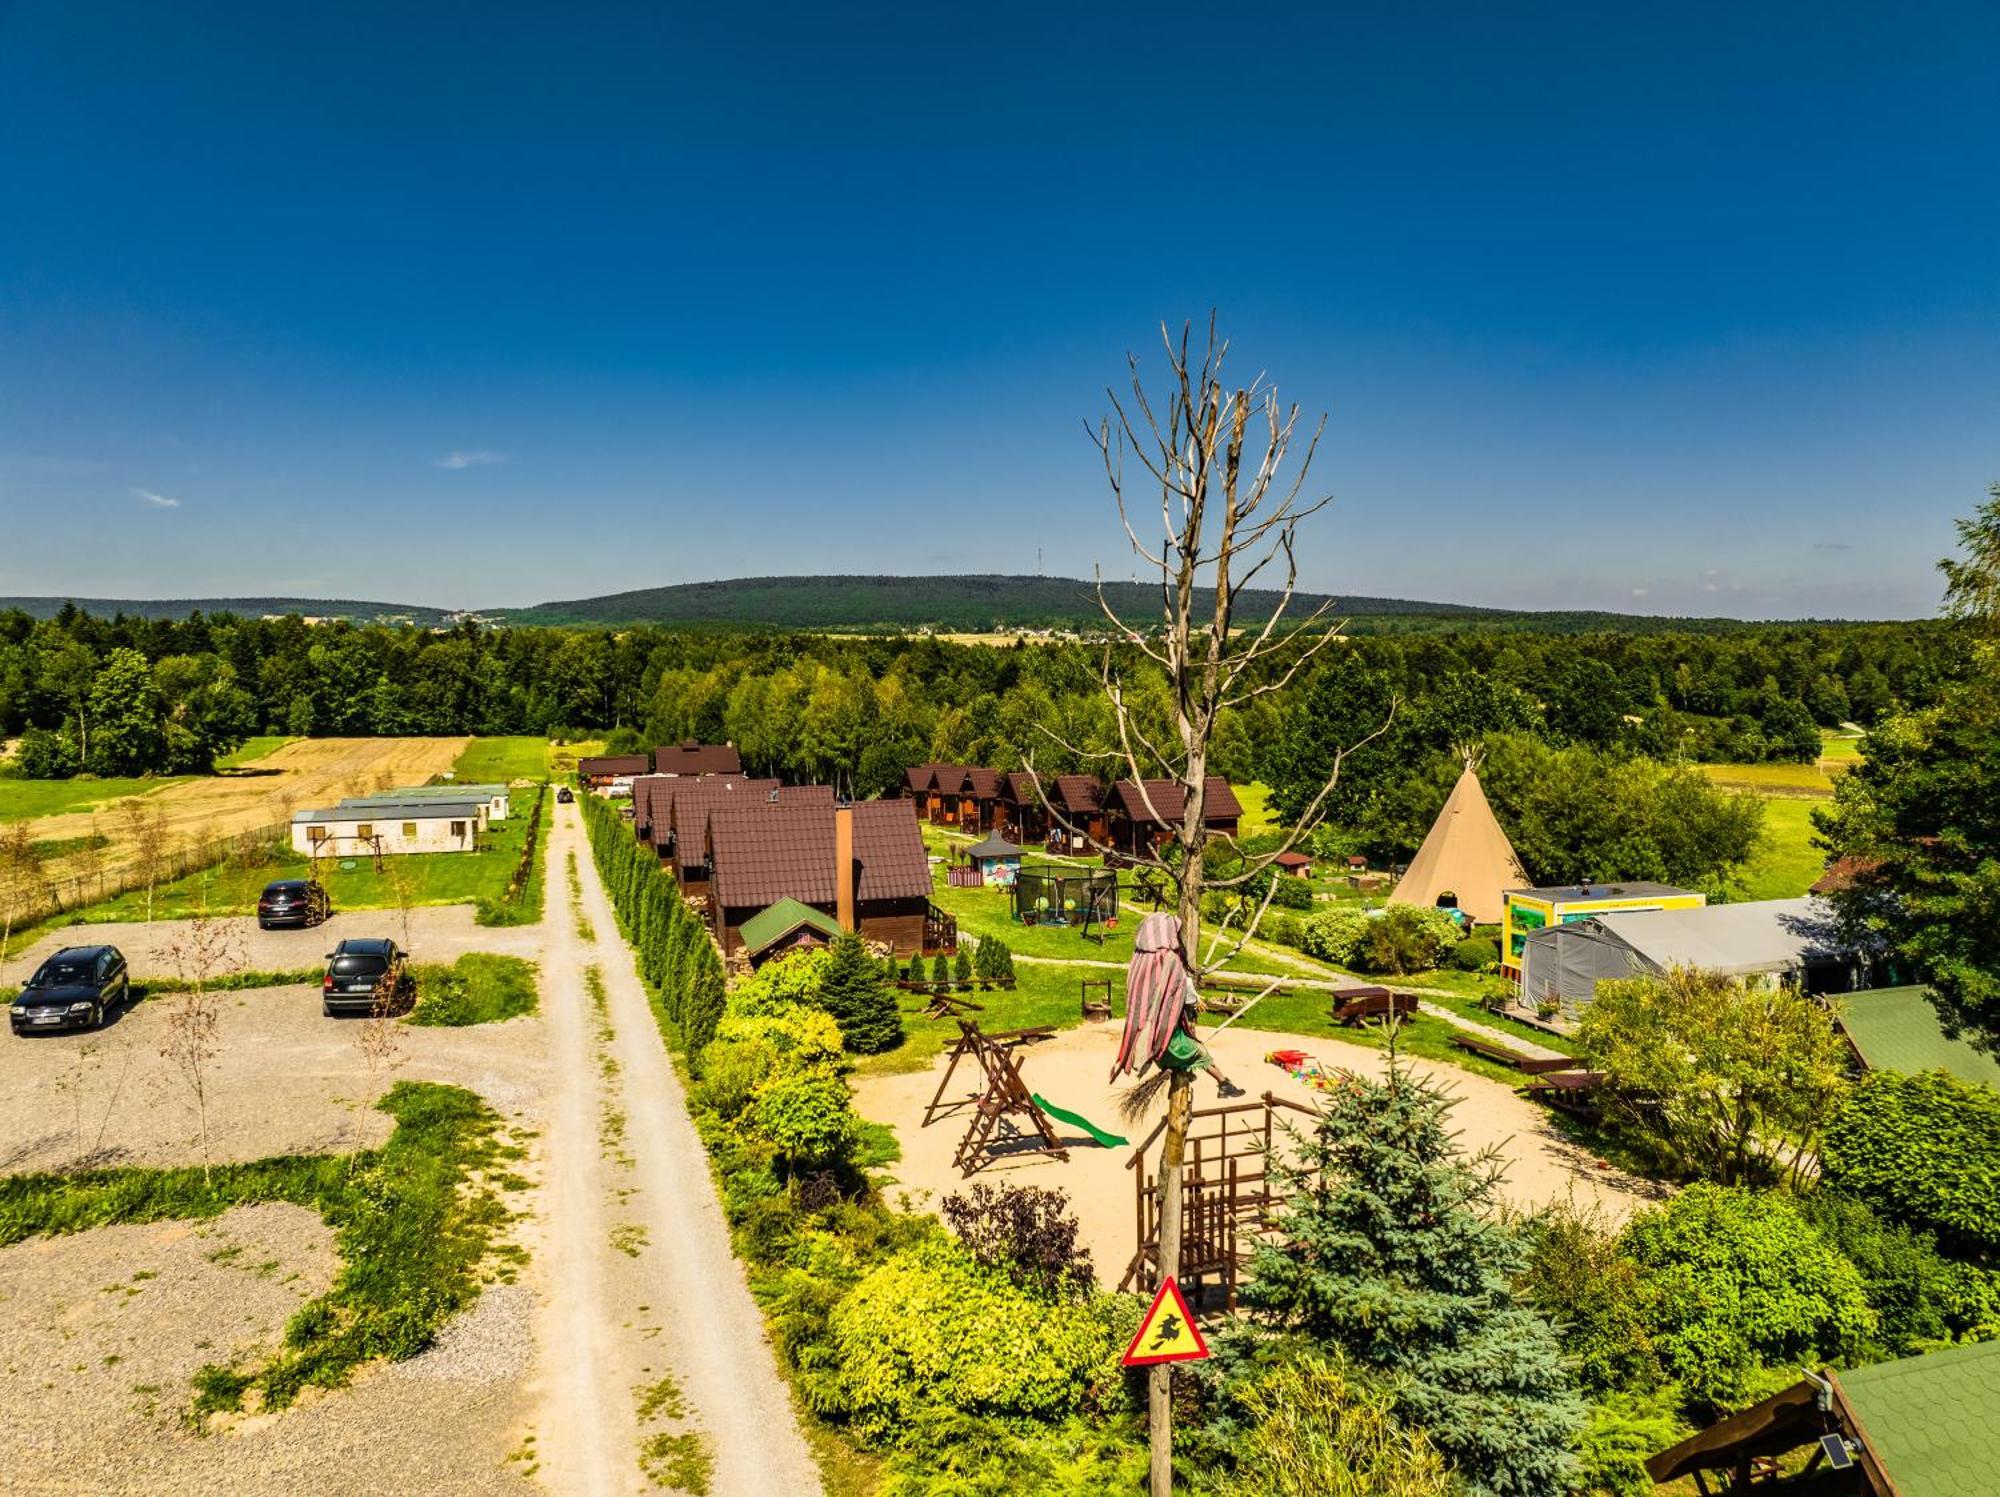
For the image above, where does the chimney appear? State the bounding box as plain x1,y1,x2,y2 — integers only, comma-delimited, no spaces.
835,805,857,932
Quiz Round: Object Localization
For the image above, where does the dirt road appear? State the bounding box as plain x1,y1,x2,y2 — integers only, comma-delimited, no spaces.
533,800,820,1497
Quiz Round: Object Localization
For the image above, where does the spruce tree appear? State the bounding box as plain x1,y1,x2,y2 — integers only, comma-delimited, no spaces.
819,931,905,1054
931,952,951,989
953,950,973,989
1243,1050,1583,1496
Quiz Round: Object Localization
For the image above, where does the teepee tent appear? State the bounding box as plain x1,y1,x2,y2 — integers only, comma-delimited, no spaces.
1389,761,1527,925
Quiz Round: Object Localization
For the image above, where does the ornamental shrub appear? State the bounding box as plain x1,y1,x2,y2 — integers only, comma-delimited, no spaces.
728,947,834,1018
1213,1349,1456,1497
931,953,950,988
1353,903,1460,975
1621,1184,1877,1415
823,1238,1126,1443
1265,871,1316,911
1822,1068,2000,1254
1244,1055,1582,1496
819,932,904,1054
14,726,79,780
1450,935,1500,972
1799,1191,2000,1356
1296,906,1369,965
694,1007,855,1170
953,950,973,989
940,1183,1094,1301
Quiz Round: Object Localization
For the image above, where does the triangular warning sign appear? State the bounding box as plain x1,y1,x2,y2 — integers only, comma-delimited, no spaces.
1122,1275,1210,1367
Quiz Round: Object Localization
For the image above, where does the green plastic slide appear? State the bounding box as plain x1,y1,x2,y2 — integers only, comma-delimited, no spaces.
1033,1093,1129,1149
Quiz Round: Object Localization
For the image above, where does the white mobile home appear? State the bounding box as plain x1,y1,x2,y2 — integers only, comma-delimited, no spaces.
291,797,488,858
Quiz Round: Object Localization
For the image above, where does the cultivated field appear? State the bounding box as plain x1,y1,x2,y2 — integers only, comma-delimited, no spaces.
4,737,470,929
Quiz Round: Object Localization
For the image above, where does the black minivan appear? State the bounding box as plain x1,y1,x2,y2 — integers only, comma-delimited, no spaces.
10,946,130,1034
320,938,408,1017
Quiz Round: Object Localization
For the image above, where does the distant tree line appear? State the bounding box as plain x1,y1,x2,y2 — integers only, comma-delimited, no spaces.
0,604,1967,863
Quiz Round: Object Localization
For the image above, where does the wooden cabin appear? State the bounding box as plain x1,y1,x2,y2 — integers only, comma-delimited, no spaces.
578,753,651,791
920,765,1004,832
1104,777,1243,861
657,777,782,903
1041,774,1111,855
997,771,1050,842
652,740,744,777
707,798,952,960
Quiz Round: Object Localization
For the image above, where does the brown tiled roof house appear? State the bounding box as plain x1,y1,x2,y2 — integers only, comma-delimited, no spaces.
653,740,744,777
578,753,651,785
1105,776,1242,858
707,797,942,958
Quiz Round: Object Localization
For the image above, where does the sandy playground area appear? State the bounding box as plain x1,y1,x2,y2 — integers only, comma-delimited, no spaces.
854,1021,1663,1290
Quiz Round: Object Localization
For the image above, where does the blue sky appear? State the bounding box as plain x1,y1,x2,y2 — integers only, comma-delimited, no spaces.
1,2,1995,618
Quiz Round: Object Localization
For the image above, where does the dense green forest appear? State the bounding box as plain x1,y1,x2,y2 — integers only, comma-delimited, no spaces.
0,603,1963,813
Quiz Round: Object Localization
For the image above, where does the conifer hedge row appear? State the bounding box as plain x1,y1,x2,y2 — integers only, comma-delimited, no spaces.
578,791,727,1058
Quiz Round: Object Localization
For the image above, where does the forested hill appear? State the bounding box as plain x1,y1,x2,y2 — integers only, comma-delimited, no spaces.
493,574,1761,634
0,596,456,626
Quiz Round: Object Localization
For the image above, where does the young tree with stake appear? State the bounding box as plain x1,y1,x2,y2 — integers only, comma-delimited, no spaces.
1026,317,1391,1495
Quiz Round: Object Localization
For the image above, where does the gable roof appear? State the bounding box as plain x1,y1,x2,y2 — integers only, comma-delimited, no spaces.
962,767,1002,797
1834,1339,2000,1497
738,897,846,957
1108,777,1243,825
665,778,783,867
849,799,934,900
1389,764,1528,925
578,753,650,778
709,800,838,907
708,798,931,911
929,764,974,795
652,741,743,776
905,763,944,793
1838,986,2000,1089
1052,774,1105,814
1589,896,1845,978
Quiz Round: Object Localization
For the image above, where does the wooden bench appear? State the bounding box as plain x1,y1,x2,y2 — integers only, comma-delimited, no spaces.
1517,1053,1584,1075
1329,990,1418,1026
1451,1033,1532,1068
1522,1069,1607,1119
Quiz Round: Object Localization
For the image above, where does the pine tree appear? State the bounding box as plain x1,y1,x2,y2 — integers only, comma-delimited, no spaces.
819,931,905,1054
680,937,728,1060
1243,1050,1583,1496
931,952,951,989
953,950,973,989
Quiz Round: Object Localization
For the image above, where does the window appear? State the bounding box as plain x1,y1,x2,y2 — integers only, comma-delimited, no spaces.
450,821,467,838
307,826,328,844
402,822,418,839
356,824,374,841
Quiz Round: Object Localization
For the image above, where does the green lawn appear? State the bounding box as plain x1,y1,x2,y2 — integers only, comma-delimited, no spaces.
1732,795,1825,901
1235,781,1278,836
0,737,292,822
215,735,297,769
452,736,558,783
408,953,539,1026
63,786,551,927
0,772,188,822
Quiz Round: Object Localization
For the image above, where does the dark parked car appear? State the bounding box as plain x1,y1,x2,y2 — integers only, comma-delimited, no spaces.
258,878,331,929
556,786,574,803
10,946,130,1034
320,938,408,1018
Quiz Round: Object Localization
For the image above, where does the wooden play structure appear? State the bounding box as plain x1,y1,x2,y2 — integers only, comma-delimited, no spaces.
922,1020,1069,1176
1119,1091,1318,1311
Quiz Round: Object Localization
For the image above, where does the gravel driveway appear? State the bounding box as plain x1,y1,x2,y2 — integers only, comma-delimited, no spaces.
5,905,540,985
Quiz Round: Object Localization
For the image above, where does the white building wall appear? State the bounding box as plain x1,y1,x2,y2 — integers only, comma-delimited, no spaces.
291,812,483,858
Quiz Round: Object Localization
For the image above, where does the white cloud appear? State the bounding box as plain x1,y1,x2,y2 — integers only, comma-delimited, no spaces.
434,450,509,470
132,487,182,508
1630,586,1650,598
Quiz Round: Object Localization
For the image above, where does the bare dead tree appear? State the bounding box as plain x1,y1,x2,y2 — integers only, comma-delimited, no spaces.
1025,316,1393,1496
353,966,410,1106
159,908,241,1182
118,801,174,923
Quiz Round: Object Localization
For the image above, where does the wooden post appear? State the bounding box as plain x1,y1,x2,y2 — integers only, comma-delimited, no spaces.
1149,1066,1192,1496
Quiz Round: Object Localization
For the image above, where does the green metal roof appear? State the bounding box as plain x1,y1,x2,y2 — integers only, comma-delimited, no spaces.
1837,986,2000,1089
739,897,843,956
1838,1339,2000,1496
